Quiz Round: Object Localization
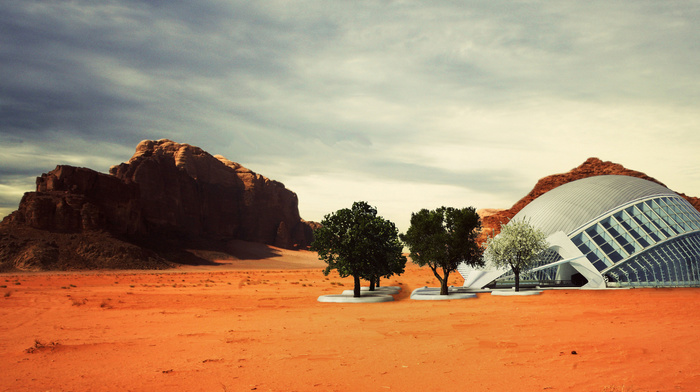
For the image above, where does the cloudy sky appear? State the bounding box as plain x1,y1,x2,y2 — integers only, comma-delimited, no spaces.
2,1,700,233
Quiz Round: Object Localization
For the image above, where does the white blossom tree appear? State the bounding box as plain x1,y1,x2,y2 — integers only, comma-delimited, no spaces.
484,219,549,291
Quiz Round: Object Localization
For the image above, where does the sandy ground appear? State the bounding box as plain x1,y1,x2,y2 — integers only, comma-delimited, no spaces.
1,246,699,392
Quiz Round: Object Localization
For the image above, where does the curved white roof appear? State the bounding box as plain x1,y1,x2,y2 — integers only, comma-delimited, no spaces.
511,175,678,236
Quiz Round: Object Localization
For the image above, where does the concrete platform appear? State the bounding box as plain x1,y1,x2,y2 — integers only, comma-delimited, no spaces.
410,286,478,300
341,286,401,295
490,289,542,296
317,293,394,303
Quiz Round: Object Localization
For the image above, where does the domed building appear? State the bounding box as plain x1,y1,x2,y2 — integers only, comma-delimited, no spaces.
462,175,700,289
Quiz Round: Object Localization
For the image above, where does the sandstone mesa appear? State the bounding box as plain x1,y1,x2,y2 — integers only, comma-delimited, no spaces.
0,139,318,271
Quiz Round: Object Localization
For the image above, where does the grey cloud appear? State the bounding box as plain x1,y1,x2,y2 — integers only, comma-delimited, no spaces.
0,1,325,142
1,0,700,222
362,159,518,195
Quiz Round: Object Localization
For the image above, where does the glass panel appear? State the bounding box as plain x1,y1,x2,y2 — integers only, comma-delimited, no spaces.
592,260,607,271
675,243,690,281
608,250,624,263
624,264,638,282
586,226,599,239
613,211,628,223
618,269,630,284
595,248,612,267
616,235,636,255
644,224,663,242
662,248,677,282
652,219,673,237
639,255,658,282
591,234,607,248
636,234,651,248
607,224,621,238
618,218,634,232
633,260,650,282
573,233,591,254
600,243,614,254
651,257,665,282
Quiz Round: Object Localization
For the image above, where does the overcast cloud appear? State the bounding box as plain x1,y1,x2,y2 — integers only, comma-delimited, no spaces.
2,1,700,232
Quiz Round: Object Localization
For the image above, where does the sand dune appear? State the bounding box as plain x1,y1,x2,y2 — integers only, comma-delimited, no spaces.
1,250,699,391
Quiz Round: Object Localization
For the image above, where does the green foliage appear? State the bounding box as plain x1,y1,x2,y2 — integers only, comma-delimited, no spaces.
483,219,549,291
310,201,406,297
401,206,484,295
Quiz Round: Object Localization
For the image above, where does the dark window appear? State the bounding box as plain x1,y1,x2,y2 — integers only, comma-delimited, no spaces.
600,243,615,254
609,251,624,263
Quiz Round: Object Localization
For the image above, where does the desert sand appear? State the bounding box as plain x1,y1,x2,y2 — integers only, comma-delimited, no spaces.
1,245,699,392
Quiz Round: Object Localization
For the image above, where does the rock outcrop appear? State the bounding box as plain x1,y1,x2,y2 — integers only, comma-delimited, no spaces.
109,139,315,248
480,157,700,243
0,139,317,271
11,165,144,235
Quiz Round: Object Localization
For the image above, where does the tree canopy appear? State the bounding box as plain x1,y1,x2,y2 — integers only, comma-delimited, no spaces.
310,201,406,297
401,206,484,295
483,219,549,291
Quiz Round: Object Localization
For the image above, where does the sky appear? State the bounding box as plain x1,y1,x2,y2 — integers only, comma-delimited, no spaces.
2,1,700,234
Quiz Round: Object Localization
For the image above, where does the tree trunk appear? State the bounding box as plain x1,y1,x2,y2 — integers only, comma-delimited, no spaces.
430,265,449,296
369,277,376,291
440,279,449,295
353,275,361,298
440,270,450,295
514,267,520,292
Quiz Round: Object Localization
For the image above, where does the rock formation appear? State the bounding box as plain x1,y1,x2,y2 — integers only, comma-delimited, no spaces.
109,139,315,248
480,157,700,243
15,165,143,235
0,139,317,271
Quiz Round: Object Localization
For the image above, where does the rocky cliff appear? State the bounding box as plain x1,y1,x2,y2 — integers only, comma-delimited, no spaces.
480,157,700,243
109,139,315,248
0,139,317,271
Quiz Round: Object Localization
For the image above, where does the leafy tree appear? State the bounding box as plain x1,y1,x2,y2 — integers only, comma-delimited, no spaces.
483,219,549,291
365,227,406,291
310,201,406,297
401,206,484,295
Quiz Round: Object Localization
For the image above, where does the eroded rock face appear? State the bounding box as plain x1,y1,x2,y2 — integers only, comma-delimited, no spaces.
480,157,700,242
109,139,313,248
0,139,317,271
15,165,144,234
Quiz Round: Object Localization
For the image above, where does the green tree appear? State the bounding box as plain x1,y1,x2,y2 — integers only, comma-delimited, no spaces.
310,201,406,297
365,225,406,291
401,206,484,295
483,219,549,291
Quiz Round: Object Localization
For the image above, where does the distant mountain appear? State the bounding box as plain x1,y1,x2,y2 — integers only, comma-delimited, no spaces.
480,157,700,242
0,139,318,271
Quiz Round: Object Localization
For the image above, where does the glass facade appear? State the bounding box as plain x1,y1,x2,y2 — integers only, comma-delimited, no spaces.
490,249,565,287
570,196,700,287
473,176,700,290
520,249,563,283
604,233,700,287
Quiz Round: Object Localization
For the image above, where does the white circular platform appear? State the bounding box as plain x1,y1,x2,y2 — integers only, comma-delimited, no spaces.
317,293,394,303
490,289,542,296
341,286,401,295
410,287,478,300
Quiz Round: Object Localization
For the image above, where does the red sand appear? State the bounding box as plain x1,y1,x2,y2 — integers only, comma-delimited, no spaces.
1,248,699,392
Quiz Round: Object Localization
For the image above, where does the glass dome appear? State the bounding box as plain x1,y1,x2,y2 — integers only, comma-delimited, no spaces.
481,175,700,288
